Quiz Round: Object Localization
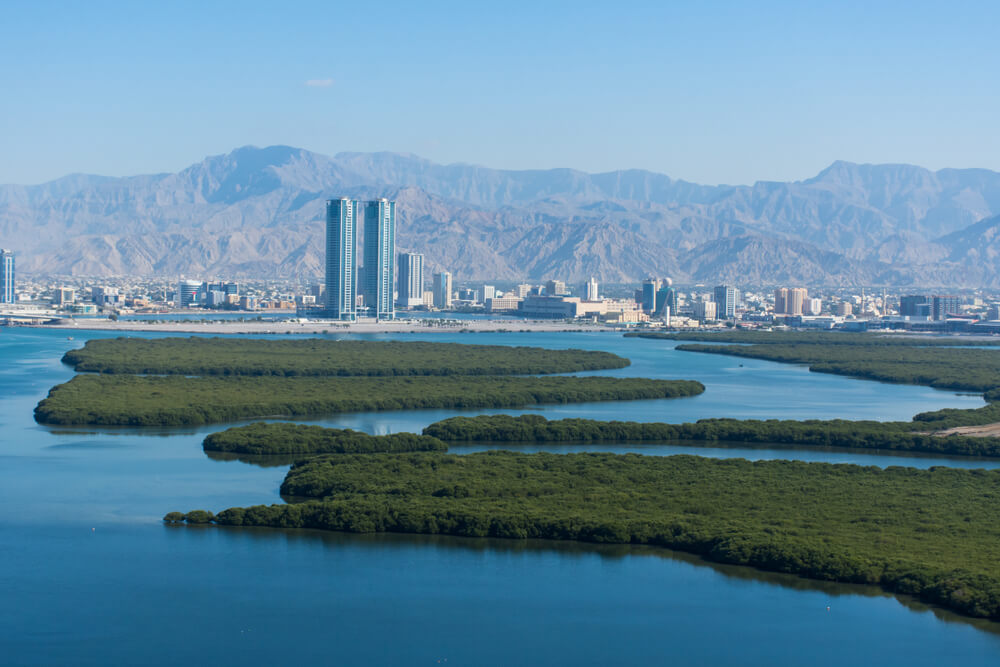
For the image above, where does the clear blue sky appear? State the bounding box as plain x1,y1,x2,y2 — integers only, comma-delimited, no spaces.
2,0,998,185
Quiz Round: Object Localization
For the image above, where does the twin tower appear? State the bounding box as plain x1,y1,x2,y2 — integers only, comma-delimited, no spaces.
326,197,396,321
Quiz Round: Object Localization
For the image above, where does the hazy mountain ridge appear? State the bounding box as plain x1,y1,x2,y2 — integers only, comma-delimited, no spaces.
4,145,1000,285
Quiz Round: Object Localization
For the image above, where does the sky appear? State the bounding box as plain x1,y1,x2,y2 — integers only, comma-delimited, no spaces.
2,0,999,186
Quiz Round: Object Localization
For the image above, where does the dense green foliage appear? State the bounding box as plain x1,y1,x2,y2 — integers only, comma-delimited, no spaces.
674,343,1000,393
34,375,705,426
203,422,447,455
193,451,1000,619
164,510,215,524
422,414,1000,457
64,337,630,376
626,331,1000,346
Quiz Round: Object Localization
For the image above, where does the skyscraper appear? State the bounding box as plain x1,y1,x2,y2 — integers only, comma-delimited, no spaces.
641,278,660,313
713,285,739,318
363,199,396,319
0,249,14,303
774,288,788,314
397,252,424,307
433,271,452,309
787,288,808,316
326,198,358,321
585,277,599,302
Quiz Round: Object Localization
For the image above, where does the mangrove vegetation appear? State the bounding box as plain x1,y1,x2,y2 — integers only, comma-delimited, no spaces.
175,450,1000,620
625,331,1000,346
35,374,705,426
422,413,1000,457
674,343,1000,394
203,422,447,455
63,337,631,376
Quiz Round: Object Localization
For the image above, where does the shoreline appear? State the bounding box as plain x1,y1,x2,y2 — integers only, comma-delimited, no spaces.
33,318,619,335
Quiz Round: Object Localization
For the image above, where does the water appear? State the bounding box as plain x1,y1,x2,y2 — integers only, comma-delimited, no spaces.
3,327,1000,664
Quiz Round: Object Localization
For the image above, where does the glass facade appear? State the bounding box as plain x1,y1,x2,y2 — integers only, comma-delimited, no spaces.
0,250,14,303
326,198,357,321
363,199,396,319
397,252,424,307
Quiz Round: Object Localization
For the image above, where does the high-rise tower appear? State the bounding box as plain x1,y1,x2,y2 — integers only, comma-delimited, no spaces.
362,199,396,319
397,252,424,308
713,285,739,318
0,249,15,304
325,198,358,321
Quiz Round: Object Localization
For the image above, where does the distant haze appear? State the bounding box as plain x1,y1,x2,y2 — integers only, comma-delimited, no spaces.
3,145,1000,287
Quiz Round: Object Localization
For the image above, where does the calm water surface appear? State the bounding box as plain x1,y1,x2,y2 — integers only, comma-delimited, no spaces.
2,327,999,665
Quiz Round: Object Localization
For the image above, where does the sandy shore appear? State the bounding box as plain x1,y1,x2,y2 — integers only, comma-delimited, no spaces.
38,318,620,335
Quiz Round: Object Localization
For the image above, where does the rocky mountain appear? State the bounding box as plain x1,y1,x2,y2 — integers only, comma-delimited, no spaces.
4,145,1000,286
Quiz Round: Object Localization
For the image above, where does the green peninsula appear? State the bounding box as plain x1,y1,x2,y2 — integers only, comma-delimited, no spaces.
421,412,1000,457
179,450,1000,620
63,337,630,376
203,422,447,455
35,374,704,426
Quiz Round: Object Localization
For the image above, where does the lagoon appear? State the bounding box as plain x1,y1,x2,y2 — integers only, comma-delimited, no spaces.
3,327,1000,664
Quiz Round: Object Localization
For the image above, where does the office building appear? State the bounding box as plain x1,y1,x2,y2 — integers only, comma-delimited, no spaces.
433,271,452,309
92,286,121,307
806,298,823,316
0,249,15,303
520,295,580,318
54,287,75,306
585,277,599,302
485,296,522,313
641,278,659,313
713,285,739,318
515,284,532,298
482,284,496,302
206,290,227,307
932,295,961,321
988,304,1000,321
362,198,395,319
325,198,358,320
545,279,568,296
177,280,202,307
899,295,931,318
655,283,677,318
203,282,239,298
774,288,787,314
693,301,717,321
397,252,424,308
309,283,326,301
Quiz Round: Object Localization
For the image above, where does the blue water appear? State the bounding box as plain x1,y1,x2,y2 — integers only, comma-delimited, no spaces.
2,327,1000,664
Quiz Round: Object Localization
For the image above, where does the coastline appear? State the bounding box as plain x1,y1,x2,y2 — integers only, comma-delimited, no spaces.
34,318,618,335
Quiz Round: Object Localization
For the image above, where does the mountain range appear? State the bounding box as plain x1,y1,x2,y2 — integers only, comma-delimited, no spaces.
3,145,1000,286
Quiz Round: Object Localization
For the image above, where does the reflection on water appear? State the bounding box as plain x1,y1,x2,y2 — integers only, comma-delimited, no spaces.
204,450,303,468
198,436,1000,471
183,523,1000,637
